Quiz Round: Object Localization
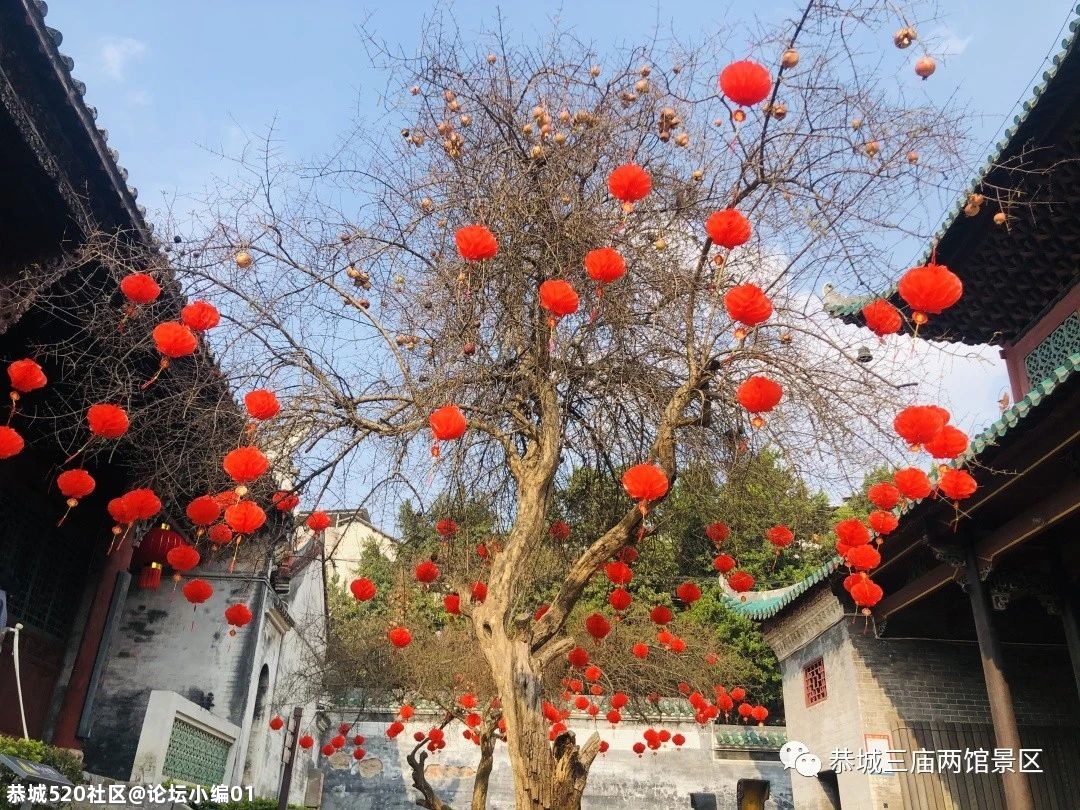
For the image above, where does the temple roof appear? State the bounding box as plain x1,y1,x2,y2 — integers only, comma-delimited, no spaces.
720,557,842,620
829,7,1080,346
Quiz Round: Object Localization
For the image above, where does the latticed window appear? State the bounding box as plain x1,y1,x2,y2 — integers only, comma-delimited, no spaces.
161,717,232,785
1024,313,1080,388
804,657,827,706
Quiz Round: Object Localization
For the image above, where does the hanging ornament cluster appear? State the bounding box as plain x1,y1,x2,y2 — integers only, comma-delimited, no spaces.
736,376,783,428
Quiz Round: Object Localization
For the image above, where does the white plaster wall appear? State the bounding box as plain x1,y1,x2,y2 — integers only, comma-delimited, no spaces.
129,690,241,784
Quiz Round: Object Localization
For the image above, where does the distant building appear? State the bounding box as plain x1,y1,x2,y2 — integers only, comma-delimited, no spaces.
310,509,399,583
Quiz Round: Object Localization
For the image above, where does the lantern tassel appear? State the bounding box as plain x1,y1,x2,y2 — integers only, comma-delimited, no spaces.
56,502,75,528
7,392,19,426
63,437,93,466
141,358,170,391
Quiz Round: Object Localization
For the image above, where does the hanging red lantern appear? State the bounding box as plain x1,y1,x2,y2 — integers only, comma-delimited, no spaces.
306,511,332,532
208,524,233,546
584,247,627,286
705,521,730,545
631,642,649,659
850,577,884,614
388,626,412,648
604,561,633,586
223,446,270,484
713,553,737,574
750,705,769,724
186,495,221,527
225,603,253,632
736,376,782,427
108,498,135,530
861,299,902,336
215,490,241,508
471,581,488,603
705,209,752,250
925,425,969,459
0,426,24,459
729,686,746,702
894,405,946,449
737,702,753,720
938,467,977,501
225,501,266,534
622,464,669,511
894,467,932,500
867,482,901,510
435,518,459,538
298,734,314,749
719,60,772,107
245,389,280,420
868,510,899,536
7,359,47,393
429,405,467,457
618,545,638,564
539,279,580,318
843,572,862,592
444,593,461,615
533,603,549,621
414,560,440,584
152,322,198,358
57,469,95,503
728,571,755,593
548,521,571,541
350,577,377,601
607,164,652,207
269,716,284,731
650,605,673,625
271,491,300,512
181,300,220,332
585,613,611,641
331,734,346,749
835,518,870,547
568,646,590,668
584,664,603,682
723,284,773,327
87,404,129,439
121,488,161,522
845,544,881,572
320,743,335,757
608,588,632,612
182,578,213,605
897,262,963,325
766,525,794,549
455,225,498,261
675,581,702,604
120,273,160,305
166,544,200,573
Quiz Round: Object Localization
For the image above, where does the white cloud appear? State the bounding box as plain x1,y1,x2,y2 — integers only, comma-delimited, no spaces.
99,36,146,81
928,27,973,58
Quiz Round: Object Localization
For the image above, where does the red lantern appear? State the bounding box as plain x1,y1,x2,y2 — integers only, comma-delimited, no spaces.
737,702,753,719
245,390,280,420
269,716,284,731
608,588,632,612
186,495,221,526
132,525,186,589
728,571,755,593
225,603,253,629
867,482,901,510
57,469,95,501
436,518,459,537
737,376,782,427
533,603,549,621
0,426,24,459
835,518,870,547
120,273,160,305
713,553,736,574
925,425,969,459
306,511,332,532
894,467,932,500
298,734,314,749
584,664,603,682
622,464,669,505
850,577,884,614
471,581,488,603
539,279,580,318
607,164,652,205
444,593,461,615
87,404,129,439
938,467,977,501
225,501,266,534
7,359,47,393
723,284,773,327
429,406,467,456
568,646,590,668
843,572,862,592
548,521,571,541
271,491,300,512
182,578,214,604
650,605,673,625
845,544,881,572
705,209,752,250
388,627,412,648
861,299,902,336
705,522,730,545
898,262,962,324
894,405,946,448
604,561,633,586
152,322,198,358
585,613,611,641
750,705,769,724
122,488,161,521
675,581,702,604
320,743,335,757
223,447,269,483
868,510,898,536
584,247,626,286
181,300,220,331
331,734,346,749
414,560,440,583
208,524,233,546
455,225,498,261
166,544,200,573
766,525,794,549
618,545,638,564
350,577,377,601
631,643,649,659
719,60,772,107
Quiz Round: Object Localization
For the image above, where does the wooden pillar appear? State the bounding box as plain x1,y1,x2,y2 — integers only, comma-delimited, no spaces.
964,547,1034,810
1061,582,1080,705
51,541,133,749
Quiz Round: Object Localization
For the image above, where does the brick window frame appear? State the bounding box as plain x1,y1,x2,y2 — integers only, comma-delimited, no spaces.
803,656,827,706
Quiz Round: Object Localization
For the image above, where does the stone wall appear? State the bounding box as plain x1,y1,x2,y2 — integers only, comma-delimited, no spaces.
316,714,792,809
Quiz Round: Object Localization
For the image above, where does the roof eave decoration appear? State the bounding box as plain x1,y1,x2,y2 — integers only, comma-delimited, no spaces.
720,556,842,620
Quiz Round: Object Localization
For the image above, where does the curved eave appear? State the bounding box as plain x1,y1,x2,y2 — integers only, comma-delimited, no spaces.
721,556,842,620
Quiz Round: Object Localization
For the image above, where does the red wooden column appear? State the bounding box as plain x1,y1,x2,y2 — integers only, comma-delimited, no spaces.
51,541,133,749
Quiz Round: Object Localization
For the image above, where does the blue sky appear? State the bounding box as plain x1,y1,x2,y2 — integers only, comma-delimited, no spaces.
41,0,1080,524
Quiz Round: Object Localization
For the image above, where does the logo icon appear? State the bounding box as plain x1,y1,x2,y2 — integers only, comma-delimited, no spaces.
780,740,822,777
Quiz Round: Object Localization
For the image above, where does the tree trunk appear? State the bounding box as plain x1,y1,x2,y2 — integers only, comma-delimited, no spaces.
477,625,598,810
471,729,496,810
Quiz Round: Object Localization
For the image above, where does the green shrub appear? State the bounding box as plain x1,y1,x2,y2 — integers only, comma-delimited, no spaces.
189,797,305,810
0,734,84,809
